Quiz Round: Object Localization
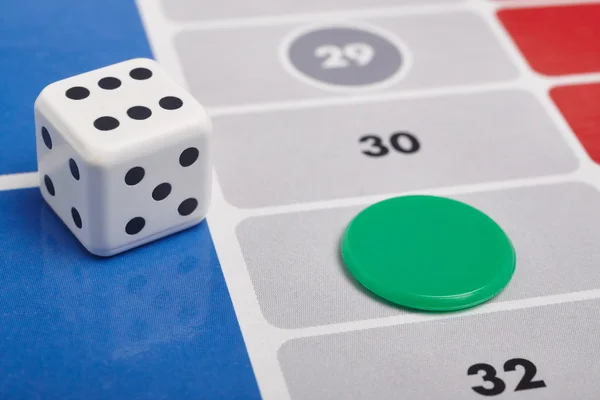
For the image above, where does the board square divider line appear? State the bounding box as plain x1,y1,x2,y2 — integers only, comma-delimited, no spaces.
281,288,600,340
201,70,600,118
228,173,581,218
139,0,600,32
0,172,39,192
160,2,470,31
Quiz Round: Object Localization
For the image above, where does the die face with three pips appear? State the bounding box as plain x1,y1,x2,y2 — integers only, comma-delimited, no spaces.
34,58,212,257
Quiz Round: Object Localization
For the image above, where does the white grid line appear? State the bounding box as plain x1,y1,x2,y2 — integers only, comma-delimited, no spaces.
169,3,470,32
160,0,600,32
0,172,39,192
282,288,600,339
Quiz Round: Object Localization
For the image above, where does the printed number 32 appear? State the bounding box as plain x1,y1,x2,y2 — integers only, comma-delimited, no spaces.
468,358,546,396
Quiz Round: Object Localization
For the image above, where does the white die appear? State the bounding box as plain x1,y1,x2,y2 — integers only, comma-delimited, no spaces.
34,58,212,257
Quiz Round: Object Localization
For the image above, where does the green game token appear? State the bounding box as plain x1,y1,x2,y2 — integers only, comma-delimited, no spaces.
341,195,516,311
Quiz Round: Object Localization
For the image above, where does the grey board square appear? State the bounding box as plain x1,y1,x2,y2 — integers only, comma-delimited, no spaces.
174,12,518,107
214,90,577,208
278,299,600,400
162,0,464,22
237,183,600,329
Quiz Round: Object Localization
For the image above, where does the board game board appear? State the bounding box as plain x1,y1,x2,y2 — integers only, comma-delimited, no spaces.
1,0,600,398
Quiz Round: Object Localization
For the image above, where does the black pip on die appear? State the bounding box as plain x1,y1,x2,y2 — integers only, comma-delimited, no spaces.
34,58,212,256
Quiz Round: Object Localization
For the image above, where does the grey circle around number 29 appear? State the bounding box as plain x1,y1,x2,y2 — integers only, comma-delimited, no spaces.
287,26,404,88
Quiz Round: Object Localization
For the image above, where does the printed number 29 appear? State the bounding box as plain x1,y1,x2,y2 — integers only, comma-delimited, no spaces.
468,358,546,396
315,43,374,69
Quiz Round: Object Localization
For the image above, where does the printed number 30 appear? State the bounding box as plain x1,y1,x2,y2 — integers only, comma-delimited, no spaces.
359,132,420,157
315,43,374,69
468,358,546,396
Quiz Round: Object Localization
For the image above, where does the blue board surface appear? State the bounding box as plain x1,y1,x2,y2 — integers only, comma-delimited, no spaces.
0,1,261,398
0,188,260,399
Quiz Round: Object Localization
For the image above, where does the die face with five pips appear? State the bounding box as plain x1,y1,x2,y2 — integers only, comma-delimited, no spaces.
34,58,212,257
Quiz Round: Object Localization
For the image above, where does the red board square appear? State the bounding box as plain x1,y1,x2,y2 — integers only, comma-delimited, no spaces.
498,4,600,76
551,83,600,164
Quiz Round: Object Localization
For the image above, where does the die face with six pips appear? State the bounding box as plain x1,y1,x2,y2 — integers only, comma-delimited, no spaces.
34,58,212,257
